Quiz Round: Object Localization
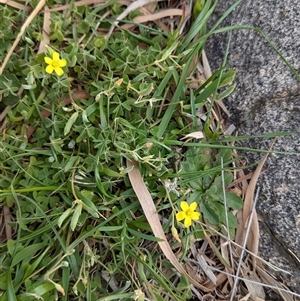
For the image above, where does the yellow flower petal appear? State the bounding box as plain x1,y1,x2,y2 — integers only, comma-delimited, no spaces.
59,59,67,67
54,67,64,76
180,201,189,212
191,211,200,220
189,202,198,211
52,51,60,61
44,56,53,64
45,65,54,74
176,212,186,222
184,216,192,227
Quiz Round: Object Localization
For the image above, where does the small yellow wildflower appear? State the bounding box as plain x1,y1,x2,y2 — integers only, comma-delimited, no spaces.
176,201,200,228
44,51,67,76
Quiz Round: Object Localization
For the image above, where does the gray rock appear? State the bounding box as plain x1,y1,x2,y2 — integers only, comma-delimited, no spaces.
205,0,300,296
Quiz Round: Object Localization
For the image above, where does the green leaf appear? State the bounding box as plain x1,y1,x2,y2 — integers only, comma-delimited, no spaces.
29,282,55,296
79,190,100,218
222,191,244,209
188,191,204,203
11,243,46,267
7,239,15,255
70,203,82,231
219,69,236,87
116,117,136,130
64,156,79,172
57,208,73,228
64,111,79,136
0,273,6,290
200,202,219,225
221,211,238,229
213,202,238,228
205,185,218,198
215,148,232,166
216,84,236,100
158,41,179,62
23,246,51,279
6,269,17,301
213,173,233,189
102,167,124,178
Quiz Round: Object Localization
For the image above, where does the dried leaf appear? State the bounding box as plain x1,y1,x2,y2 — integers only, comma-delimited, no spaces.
202,49,231,117
220,238,234,287
242,139,276,268
242,269,265,299
234,209,244,255
226,169,267,190
204,272,227,290
38,5,51,54
0,0,31,11
181,131,204,140
196,254,217,285
121,9,186,29
107,0,165,37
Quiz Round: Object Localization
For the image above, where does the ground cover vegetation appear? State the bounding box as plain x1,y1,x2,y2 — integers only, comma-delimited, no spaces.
0,0,299,300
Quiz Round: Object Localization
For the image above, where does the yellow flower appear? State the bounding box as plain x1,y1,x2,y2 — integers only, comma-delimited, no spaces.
176,201,200,228
44,51,67,76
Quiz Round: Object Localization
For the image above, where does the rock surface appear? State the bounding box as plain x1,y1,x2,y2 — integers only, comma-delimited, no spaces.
205,0,300,297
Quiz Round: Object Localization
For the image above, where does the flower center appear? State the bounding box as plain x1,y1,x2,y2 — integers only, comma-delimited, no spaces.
186,209,192,216
52,59,60,68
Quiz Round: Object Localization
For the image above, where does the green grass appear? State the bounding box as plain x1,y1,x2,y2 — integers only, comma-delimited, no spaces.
0,1,299,300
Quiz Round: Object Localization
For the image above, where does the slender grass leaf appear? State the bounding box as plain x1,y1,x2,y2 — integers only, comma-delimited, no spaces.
23,246,51,279
6,269,17,301
146,69,173,120
164,140,300,155
127,228,163,242
61,265,70,301
180,0,215,50
158,41,179,62
218,131,295,142
11,242,46,267
216,84,236,100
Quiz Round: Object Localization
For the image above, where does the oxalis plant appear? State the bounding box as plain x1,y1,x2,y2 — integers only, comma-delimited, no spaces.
0,1,297,300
